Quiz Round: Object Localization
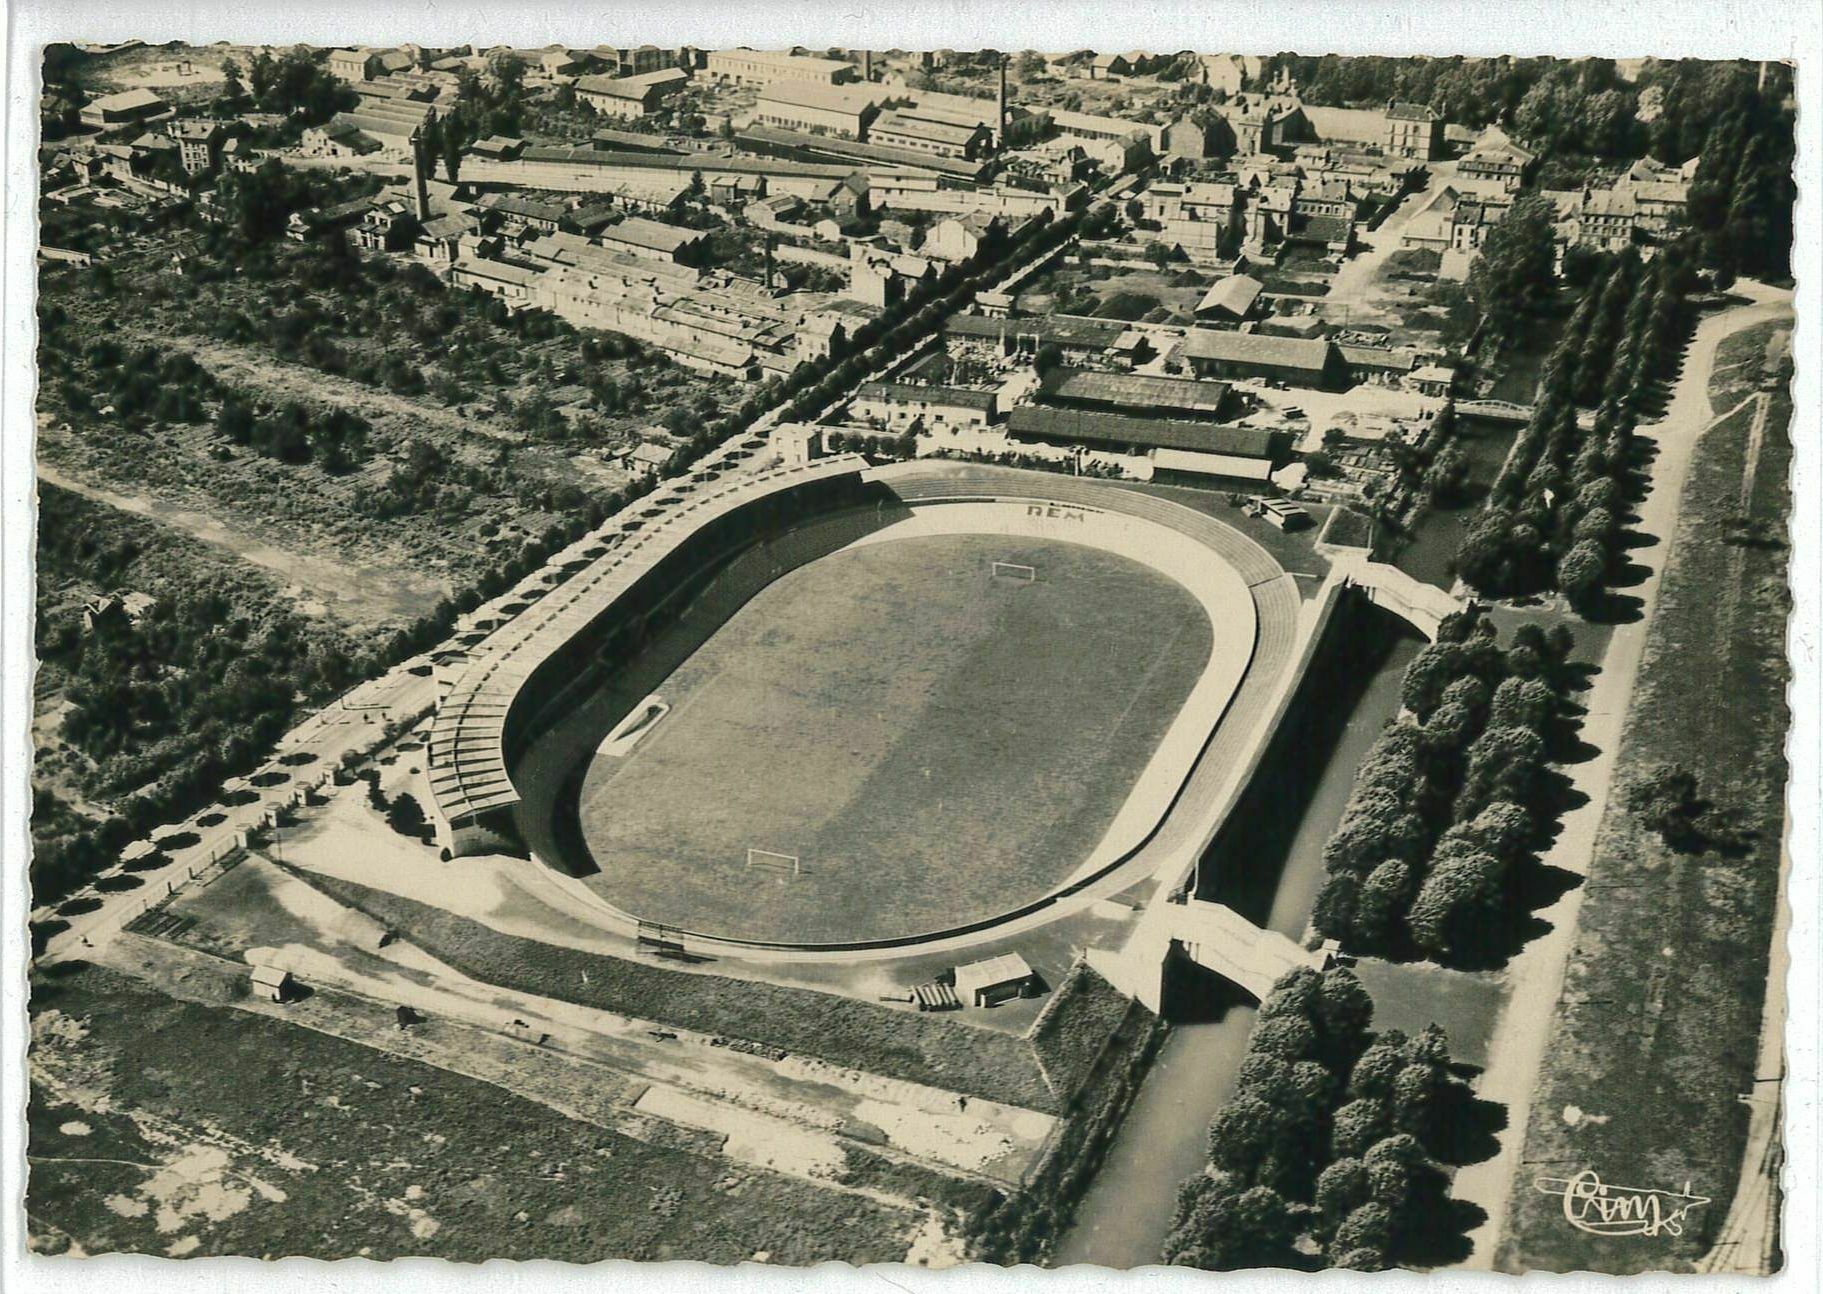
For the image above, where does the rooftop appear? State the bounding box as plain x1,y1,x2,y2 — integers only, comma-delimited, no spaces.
598,216,702,253
857,381,996,412
1041,367,1232,419
1007,406,1277,458
1176,329,1337,373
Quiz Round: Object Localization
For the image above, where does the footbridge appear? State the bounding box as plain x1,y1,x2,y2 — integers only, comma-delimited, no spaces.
1456,398,1533,424
1330,554,1460,641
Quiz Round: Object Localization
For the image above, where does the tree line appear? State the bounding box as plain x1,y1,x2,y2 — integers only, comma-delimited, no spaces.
1310,608,1578,962
1459,245,1695,606
1162,967,1478,1272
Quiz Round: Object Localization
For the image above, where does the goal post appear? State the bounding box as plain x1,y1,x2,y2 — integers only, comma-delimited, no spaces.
746,847,801,876
991,560,1038,582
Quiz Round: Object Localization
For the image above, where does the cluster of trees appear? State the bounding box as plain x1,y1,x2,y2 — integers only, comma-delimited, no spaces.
216,396,370,471
1466,193,1560,348
824,427,919,460
226,47,356,124
1684,85,1797,281
42,337,220,429
1268,55,1789,175
1311,610,1577,961
31,485,365,901
431,52,532,182
1460,246,1696,604
212,160,380,246
1162,967,1474,1272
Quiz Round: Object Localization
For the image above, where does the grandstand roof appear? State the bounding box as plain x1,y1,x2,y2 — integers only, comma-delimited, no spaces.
427,456,868,824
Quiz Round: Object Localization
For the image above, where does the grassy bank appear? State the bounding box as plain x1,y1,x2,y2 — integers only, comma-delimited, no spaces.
1500,318,1792,1272
29,964,917,1262
291,870,1106,1114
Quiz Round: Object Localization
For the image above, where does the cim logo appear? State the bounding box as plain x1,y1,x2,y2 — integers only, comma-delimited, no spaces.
1027,504,1088,524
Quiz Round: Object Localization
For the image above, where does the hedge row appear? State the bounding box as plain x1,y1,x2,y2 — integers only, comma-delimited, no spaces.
1161,966,1474,1272
1310,608,1578,961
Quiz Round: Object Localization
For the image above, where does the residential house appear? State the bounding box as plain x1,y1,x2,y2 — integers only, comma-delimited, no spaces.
1384,100,1443,160
1164,113,1230,160
1218,94,1307,156
351,199,418,252
1458,129,1536,190
924,211,1002,262
169,119,226,174
594,45,678,78
287,196,376,242
848,243,934,308
327,48,385,82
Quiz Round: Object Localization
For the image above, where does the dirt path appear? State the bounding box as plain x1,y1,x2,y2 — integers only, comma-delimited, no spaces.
142,331,522,455
1450,281,1794,1268
35,463,441,630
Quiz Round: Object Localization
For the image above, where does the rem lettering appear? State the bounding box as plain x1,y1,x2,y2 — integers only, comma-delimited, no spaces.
1026,504,1087,523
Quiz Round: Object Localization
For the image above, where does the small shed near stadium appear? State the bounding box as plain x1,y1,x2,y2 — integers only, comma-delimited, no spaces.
250,964,295,1003
954,952,1037,1007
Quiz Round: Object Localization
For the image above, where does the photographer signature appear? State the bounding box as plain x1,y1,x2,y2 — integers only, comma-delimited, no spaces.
1534,1170,1710,1237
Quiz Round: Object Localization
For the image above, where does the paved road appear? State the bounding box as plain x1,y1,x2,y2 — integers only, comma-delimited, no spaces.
1451,279,1794,1269
34,661,439,964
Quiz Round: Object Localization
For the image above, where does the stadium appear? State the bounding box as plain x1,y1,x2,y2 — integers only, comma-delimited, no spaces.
425,457,1307,957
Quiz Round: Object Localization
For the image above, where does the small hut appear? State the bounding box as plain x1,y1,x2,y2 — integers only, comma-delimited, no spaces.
250,964,294,1003
953,953,1038,1008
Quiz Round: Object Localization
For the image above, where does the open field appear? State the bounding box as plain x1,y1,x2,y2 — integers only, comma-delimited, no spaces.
1014,264,1214,325
576,533,1212,942
1499,318,1793,1272
34,229,737,635
29,963,920,1262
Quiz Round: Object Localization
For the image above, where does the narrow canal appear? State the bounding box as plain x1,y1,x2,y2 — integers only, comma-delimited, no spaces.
1388,413,1520,591
1055,601,1423,1268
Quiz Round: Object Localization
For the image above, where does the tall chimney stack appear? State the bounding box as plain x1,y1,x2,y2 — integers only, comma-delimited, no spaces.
863,49,873,82
412,131,431,221
998,56,1009,145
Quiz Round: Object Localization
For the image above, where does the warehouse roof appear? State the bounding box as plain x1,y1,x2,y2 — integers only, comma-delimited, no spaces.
1176,329,1336,373
1007,406,1278,458
754,80,882,113
857,381,996,412
598,216,702,253
1041,367,1232,420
